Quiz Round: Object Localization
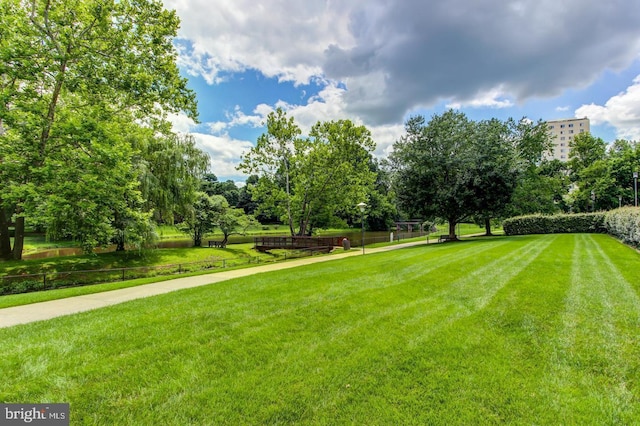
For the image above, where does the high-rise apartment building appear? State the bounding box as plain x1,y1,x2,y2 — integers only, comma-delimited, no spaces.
545,117,590,161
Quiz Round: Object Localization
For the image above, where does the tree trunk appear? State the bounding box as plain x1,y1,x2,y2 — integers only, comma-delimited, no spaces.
448,220,458,240
484,217,493,236
0,207,12,260
284,158,295,237
12,216,25,260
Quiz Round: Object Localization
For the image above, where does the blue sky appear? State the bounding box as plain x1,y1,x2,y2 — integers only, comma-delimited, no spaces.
164,0,640,183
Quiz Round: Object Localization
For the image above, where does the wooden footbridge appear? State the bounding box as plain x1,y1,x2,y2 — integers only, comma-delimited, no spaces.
254,236,345,253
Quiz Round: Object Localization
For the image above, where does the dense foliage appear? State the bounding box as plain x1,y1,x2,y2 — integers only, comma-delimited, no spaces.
390,110,549,238
566,136,640,212
503,213,606,235
0,0,208,258
2,0,639,260
604,207,640,247
238,109,381,236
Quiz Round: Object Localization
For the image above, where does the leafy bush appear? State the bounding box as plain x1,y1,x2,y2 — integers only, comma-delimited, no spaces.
604,207,640,247
503,213,606,236
0,279,43,295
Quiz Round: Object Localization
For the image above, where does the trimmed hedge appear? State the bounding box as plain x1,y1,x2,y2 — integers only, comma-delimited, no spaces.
503,213,606,236
604,207,640,248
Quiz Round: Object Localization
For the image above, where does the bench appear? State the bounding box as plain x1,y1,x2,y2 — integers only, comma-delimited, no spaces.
438,235,456,243
208,240,226,248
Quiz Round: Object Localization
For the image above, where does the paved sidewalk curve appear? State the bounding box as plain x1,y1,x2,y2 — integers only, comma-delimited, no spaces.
0,239,432,328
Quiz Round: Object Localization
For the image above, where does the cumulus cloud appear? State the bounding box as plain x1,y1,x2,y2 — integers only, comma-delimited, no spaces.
164,0,354,85
325,0,640,123
165,0,640,126
163,0,640,178
166,113,254,179
446,86,514,110
190,132,255,181
576,75,640,140
205,81,405,158
208,105,265,135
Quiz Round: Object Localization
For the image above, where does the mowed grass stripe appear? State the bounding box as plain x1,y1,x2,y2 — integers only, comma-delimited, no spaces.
547,234,640,423
323,234,570,424
0,238,520,423
393,235,558,349
1,235,639,424
174,239,512,339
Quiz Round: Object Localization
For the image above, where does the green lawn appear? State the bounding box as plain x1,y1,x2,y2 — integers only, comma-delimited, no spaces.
1,234,638,424
0,243,269,276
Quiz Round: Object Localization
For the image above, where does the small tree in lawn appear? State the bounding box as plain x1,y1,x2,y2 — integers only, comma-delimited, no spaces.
180,193,225,247
217,208,258,246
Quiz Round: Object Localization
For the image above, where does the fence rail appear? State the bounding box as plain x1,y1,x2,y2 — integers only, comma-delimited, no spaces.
0,248,328,296
1,232,430,296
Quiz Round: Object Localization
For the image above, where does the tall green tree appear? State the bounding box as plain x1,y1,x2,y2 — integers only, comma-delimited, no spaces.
239,110,376,236
40,112,153,253
201,173,240,207
0,0,198,259
568,132,607,177
391,110,476,239
237,175,260,217
509,159,571,215
567,138,640,212
137,129,209,226
294,119,376,235
238,108,301,235
468,119,519,236
567,133,608,212
607,140,640,207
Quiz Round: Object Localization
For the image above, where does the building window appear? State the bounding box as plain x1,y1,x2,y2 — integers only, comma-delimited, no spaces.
561,137,565,140
569,124,574,127
561,124,566,128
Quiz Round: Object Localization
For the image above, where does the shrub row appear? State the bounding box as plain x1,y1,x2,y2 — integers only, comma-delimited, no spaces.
503,213,606,236
603,207,640,248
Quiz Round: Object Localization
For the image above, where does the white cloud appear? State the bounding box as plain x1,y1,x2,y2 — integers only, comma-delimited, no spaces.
207,106,266,135
164,0,355,86
166,112,198,133
222,81,404,157
575,75,640,140
164,0,640,125
446,86,514,110
190,132,254,181
555,106,570,112
162,0,640,176
370,124,405,157
192,79,404,175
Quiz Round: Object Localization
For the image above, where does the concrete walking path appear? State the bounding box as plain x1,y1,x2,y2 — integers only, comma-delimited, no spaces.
0,239,434,329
